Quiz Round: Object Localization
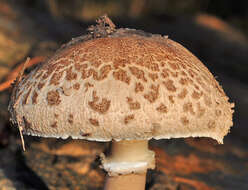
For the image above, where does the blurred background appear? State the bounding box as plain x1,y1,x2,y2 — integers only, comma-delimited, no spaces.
0,0,247,190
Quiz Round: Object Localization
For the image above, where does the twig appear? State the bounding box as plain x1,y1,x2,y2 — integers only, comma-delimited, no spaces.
19,125,25,151
16,57,31,152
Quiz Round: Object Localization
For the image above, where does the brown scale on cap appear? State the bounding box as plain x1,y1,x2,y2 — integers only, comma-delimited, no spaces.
81,65,112,81
188,78,194,85
129,66,147,82
75,62,87,71
88,65,112,80
126,97,141,110
144,84,160,103
113,58,129,69
55,64,68,72
135,82,144,93
53,59,70,68
51,121,58,128
164,53,177,63
22,88,32,105
97,65,112,80
68,114,73,124
35,71,43,79
156,104,168,113
163,80,177,92
148,73,159,81
81,63,89,69
169,71,179,78
180,63,187,69
66,66,77,81
196,102,206,117
124,114,135,124
37,82,45,90
178,88,188,99
196,77,210,93
215,109,222,117
42,67,54,80
179,78,190,86
192,90,203,100
194,84,200,90
141,58,159,72
32,90,38,104
80,132,91,137
160,68,169,79
49,71,64,85
181,71,187,76
168,95,175,104
47,90,61,106
19,75,29,87
89,118,99,126
188,69,198,78
84,82,94,92
168,62,180,70
91,59,102,68
203,95,212,107
208,120,216,129
160,62,166,67
154,53,164,62
23,116,31,128
183,102,195,115
61,85,73,96
25,81,32,90
33,81,37,87
73,83,80,90
113,69,131,84
181,116,189,125
88,91,111,114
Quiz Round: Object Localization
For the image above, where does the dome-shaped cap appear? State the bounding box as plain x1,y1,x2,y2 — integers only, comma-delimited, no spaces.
9,17,234,143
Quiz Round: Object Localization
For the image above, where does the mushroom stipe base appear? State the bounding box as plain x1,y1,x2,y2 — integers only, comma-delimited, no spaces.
104,173,147,190
101,140,155,190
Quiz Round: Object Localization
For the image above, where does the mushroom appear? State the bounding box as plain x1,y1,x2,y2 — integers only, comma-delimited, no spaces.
8,15,234,190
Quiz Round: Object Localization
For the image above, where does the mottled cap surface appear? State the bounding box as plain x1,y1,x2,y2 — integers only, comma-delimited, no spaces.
9,28,234,143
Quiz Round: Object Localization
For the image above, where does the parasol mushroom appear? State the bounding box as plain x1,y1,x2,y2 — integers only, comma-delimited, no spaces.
8,15,234,190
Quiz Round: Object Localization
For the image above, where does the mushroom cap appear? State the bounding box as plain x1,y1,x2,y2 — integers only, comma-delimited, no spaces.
9,28,234,143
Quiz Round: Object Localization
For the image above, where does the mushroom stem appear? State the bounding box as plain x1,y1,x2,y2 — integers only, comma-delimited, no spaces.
104,173,147,190
102,140,155,190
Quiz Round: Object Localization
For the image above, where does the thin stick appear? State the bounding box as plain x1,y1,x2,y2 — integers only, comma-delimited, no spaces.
18,126,25,151
15,57,31,151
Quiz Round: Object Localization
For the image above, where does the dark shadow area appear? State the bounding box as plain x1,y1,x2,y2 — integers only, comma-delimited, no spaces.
15,150,50,190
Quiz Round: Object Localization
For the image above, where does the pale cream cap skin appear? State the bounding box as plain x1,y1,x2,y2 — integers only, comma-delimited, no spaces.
9,28,234,144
